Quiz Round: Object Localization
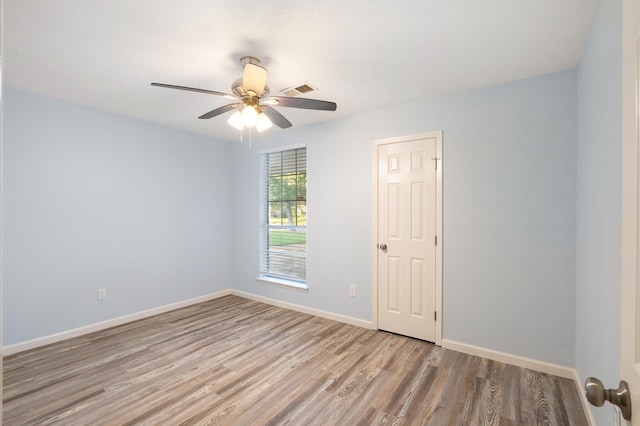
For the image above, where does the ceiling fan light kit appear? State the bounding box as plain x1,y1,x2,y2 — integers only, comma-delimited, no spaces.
256,112,273,132
151,56,337,140
227,110,244,130
241,104,259,127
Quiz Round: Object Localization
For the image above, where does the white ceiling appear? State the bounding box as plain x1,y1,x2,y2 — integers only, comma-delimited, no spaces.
4,0,600,142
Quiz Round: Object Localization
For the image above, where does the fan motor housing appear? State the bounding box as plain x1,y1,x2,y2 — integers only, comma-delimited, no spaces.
232,77,269,99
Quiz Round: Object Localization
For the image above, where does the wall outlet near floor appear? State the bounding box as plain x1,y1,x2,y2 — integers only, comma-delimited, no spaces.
97,288,107,301
348,284,357,297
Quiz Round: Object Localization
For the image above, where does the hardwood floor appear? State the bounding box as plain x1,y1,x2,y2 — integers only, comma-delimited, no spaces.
3,295,587,425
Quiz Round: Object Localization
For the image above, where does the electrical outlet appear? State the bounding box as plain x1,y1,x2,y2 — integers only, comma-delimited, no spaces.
348,284,357,297
97,288,107,301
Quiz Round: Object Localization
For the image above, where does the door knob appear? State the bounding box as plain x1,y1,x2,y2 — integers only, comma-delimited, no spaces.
585,377,631,420
379,243,387,251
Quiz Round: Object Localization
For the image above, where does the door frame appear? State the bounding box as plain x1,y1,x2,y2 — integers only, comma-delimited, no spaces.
621,0,640,422
372,131,443,345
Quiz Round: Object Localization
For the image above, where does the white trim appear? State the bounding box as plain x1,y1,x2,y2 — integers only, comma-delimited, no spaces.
572,369,597,426
2,289,233,355
374,131,443,146
434,132,443,345
1,69,4,425
232,289,374,330
620,2,640,422
441,338,575,378
258,142,306,155
371,141,379,329
258,145,308,285
3,288,373,356
256,276,309,292
372,131,443,346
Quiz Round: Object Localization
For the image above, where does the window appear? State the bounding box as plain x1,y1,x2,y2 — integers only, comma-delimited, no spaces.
259,146,307,287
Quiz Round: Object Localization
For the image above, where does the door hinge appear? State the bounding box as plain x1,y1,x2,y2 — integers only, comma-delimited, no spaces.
432,157,439,170
435,235,438,245
434,311,437,321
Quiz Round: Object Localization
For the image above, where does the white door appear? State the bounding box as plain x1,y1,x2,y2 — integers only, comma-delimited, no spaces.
621,11,640,423
375,132,442,343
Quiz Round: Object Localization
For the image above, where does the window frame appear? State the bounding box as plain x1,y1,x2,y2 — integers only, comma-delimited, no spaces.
257,143,309,292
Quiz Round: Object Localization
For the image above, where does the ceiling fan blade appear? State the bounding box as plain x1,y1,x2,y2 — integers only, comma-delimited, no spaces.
198,103,241,119
243,63,267,96
266,96,337,111
151,83,236,99
263,106,293,129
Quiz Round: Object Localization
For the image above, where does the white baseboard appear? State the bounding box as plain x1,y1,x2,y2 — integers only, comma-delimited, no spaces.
2,289,233,356
441,338,575,379
231,289,375,330
2,289,373,356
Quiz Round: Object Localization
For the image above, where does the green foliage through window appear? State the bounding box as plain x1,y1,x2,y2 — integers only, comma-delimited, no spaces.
259,147,307,282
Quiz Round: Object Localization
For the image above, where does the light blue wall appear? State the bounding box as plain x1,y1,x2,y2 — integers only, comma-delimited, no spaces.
231,69,578,366
575,0,622,423
3,69,580,368
3,87,232,345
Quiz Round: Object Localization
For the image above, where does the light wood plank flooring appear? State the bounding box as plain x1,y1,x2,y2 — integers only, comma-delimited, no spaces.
3,295,587,425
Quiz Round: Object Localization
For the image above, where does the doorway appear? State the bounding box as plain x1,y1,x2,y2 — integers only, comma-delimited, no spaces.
373,131,442,344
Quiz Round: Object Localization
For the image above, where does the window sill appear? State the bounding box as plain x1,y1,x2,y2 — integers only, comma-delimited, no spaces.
257,276,309,292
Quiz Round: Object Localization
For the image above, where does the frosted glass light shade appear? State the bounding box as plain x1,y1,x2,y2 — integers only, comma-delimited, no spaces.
257,112,273,132
227,110,244,130
241,105,258,127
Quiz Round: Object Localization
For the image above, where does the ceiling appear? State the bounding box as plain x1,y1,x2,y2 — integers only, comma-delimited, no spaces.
4,0,600,142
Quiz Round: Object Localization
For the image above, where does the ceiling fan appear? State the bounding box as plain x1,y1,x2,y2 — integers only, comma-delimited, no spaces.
151,56,337,132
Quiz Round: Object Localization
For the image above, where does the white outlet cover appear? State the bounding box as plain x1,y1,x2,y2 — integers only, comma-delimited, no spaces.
348,285,356,297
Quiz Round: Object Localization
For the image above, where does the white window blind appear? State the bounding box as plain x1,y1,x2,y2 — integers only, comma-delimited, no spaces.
259,147,307,283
